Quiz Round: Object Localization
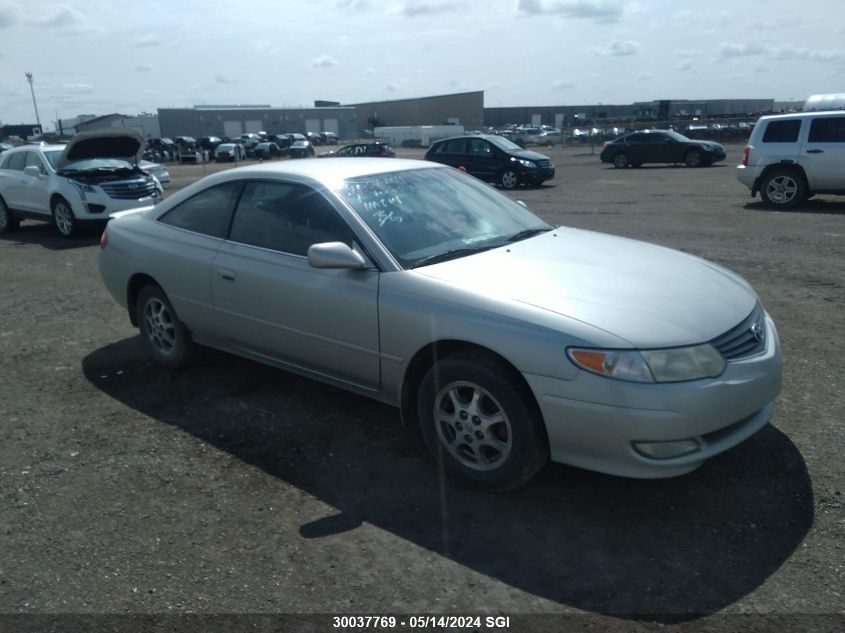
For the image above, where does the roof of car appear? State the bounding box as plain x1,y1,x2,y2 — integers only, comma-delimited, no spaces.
209,157,443,183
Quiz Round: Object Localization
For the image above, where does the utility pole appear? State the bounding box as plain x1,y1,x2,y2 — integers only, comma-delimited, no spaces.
25,72,42,130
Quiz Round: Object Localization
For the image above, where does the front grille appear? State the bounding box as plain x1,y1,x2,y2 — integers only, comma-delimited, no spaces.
100,179,156,200
710,303,766,360
536,159,553,169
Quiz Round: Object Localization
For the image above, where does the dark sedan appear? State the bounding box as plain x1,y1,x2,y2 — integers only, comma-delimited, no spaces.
318,142,396,158
600,130,726,168
424,135,554,189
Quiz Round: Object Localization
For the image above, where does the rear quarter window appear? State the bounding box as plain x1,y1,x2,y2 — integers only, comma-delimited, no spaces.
761,119,801,143
808,117,845,143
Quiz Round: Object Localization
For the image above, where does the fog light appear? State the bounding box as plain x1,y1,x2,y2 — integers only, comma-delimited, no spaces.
633,439,701,460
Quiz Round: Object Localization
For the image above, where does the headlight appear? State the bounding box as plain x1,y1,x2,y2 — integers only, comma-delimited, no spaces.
515,158,536,168
69,180,96,200
568,344,725,383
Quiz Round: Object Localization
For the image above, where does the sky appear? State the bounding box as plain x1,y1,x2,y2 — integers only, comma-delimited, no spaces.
0,0,843,127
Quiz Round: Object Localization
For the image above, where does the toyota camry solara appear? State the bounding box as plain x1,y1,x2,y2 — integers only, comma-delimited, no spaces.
98,158,782,490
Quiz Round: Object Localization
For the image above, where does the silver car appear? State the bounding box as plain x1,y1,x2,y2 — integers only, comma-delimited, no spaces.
98,158,783,489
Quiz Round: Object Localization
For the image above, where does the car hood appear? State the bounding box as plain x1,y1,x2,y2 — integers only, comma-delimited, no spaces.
57,129,145,170
696,140,725,150
512,149,551,161
414,229,757,348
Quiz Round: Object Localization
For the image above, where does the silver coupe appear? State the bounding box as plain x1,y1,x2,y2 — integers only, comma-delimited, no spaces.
98,158,783,489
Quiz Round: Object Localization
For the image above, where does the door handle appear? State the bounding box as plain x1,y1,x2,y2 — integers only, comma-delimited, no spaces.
217,269,236,282
806,149,824,154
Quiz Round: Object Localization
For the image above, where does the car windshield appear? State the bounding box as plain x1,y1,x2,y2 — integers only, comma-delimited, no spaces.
42,149,63,169
217,144,234,150
487,135,522,151
59,158,134,172
336,167,552,269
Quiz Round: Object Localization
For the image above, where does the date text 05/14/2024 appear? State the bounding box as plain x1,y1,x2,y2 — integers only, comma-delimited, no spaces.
332,615,511,629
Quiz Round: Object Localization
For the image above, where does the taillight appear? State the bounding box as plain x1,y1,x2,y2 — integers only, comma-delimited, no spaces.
99,227,108,250
742,146,750,166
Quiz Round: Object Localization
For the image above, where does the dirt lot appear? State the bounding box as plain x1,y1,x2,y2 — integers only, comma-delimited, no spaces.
0,145,843,630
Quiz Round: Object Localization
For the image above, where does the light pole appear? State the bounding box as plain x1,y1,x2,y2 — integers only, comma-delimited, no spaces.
25,72,42,130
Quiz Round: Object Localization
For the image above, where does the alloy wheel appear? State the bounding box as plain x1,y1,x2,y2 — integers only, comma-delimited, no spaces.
766,175,799,204
53,202,74,236
143,298,177,355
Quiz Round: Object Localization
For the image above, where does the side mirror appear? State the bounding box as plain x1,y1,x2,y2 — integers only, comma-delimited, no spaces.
23,165,41,177
308,242,367,270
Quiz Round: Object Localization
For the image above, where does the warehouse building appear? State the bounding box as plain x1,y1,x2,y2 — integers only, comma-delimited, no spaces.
158,105,357,139
345,91,484,131
484,98,775,128
67,113,162,139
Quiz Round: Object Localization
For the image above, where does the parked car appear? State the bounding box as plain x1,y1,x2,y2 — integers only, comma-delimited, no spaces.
254,142,282,159
147,138,178,161
239,134,262,150
425,134,554,189
0,130,160,237
174,136,199,163
535,131,561,146
197,136,223,154
97,158,782,490
306,132,323,146
320,131,340,145
737,110,845,208
600,130,726,168
214,143,246,162
139,159,171,189
288,138,315,159
0,143,13,155
318,142,395,158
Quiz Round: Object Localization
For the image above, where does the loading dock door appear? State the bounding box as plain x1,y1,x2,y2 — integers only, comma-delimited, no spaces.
323,119,339,134
555,113,565,128
305,118,321,133
223,121,243,138
245,120,263,133
531,114,542,126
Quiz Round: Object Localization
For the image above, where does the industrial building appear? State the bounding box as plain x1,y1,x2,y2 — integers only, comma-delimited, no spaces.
484,99,776,128
58,113,162,139
158,105,357,140
345,91,484,132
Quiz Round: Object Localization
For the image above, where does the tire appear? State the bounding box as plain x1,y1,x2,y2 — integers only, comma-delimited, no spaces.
760,169,805,209
630,161,642,168
0,196,20,233
417,353,549,490
135,285,194,368
51,197,78,238
613,153,629,168
499,169,519,189
685,150,703,167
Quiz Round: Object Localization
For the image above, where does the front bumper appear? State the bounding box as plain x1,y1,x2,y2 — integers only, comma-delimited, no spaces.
74,192,160,220
523,313,783,478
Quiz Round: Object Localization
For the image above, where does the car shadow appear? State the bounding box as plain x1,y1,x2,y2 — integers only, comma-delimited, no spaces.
744,199,845,214
601,164,727,170
81,338,813,622
0,222,101,250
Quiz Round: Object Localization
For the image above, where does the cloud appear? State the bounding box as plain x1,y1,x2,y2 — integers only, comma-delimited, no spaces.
215,74,237,85
551,80,576,90
133,33,161,48
517,0,628,23
637,72,654,81
717,43,767,58
311,54,339,68
0,1,18,28
34,4,88,28
336,0,371,9
678,60,694,72
365,67,377,75
61,83,95,95
1,2,99,34
135,64,152,73
385,83,398,92
675,48,702,58
484,82,501,91
608,40,640,56
402,1,453,17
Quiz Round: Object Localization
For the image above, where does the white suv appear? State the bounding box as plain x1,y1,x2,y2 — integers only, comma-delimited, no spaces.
0,130,161,237
737,111,845,208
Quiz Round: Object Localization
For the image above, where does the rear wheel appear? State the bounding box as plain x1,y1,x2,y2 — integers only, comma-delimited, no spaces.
0,197,20,233
135,285,194,368
51,197,77,238
613,153,629,168
760,169,805,209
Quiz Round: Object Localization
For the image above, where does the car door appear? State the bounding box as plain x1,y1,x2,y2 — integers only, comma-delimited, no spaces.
464,138,499,180
20,151,51,213
0,151,29,210
802,115,845,190
211,179,380,390
433,139,468,170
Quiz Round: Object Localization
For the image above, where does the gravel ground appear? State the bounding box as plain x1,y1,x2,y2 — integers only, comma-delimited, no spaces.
0,144,842,631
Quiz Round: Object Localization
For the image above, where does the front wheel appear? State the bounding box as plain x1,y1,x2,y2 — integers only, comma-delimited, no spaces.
760,169,805,209
417,353,548,490
52,197,78,238
499,169,519,189
613,153,629,168
685,150,703,167
0,196,20,233
135,285,194,368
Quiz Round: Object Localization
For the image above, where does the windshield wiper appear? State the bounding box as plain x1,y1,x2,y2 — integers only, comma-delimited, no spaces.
412,245,498,268
507,227,553,243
